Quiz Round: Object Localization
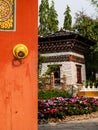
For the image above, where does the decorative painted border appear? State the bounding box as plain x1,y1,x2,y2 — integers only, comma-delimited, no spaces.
0,0,16,31
43,55,85,64
39,40,86,55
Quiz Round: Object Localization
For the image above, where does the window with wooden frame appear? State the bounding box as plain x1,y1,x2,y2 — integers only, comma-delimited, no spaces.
76,64,82,83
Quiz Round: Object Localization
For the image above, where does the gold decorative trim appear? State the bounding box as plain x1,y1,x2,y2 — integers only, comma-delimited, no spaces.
0,0,16,31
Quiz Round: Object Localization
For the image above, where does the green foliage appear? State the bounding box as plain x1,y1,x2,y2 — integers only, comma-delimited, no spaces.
38,54,44,67
38,54,45,75
73,11,98,81
39,0,50,35
45,64,59,75
90,0,98,8
63,5,72,30
39,0,59,35
85,43,98,81
38,89,71,99
73,11,97,40
48,0,59,33
95,81,98,87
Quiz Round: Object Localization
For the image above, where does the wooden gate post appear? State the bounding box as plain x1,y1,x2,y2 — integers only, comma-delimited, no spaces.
62,74,67,90
0,0,38,130
50,72,55,89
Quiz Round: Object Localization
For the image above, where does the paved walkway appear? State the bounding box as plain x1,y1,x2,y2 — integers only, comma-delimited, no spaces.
38,118,98,130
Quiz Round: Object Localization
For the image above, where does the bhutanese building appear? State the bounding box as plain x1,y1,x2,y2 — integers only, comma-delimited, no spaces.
38,30,96,85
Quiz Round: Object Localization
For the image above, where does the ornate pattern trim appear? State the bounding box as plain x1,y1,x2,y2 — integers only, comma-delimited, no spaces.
39,39,87,55
43,55,85,64
0,0,16,31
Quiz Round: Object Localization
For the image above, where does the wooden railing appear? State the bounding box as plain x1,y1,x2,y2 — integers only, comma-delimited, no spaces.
39,73,67,90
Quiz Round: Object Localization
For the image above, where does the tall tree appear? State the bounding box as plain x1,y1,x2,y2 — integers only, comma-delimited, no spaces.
38,0,49,35
73,11,98,81
73,11,97,41
89,19,98,81
48,0,59,33
63,5,72,30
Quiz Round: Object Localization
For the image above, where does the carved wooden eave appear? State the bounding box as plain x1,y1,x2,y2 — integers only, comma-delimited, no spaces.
43,54,85,64
38,30,96,55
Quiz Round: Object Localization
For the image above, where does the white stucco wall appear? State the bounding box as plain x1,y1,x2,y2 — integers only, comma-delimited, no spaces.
40,52,86,85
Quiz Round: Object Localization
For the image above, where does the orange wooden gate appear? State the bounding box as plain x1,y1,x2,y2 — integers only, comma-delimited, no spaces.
0,0,38,130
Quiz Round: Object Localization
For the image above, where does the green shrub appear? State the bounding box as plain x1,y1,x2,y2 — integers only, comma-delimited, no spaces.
38,89,72,99
95,81,98,87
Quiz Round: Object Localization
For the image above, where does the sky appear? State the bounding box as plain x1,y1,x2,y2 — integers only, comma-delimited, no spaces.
38,0,97,28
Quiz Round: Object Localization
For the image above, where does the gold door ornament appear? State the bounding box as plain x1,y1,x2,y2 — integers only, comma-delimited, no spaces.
0,0,16,31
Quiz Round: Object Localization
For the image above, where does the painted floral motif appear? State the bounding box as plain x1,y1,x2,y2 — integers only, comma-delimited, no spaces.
0,0,15,30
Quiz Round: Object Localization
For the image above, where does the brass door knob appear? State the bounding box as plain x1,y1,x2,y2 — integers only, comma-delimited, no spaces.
13,44,28,59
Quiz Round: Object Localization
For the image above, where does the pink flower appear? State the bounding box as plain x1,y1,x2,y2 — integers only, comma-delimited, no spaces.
50,108,57,113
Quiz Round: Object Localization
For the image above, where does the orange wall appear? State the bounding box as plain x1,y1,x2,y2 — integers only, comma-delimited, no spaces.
0,0,38,130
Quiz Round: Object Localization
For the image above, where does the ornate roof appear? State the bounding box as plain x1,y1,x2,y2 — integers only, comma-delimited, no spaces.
38,30,96,54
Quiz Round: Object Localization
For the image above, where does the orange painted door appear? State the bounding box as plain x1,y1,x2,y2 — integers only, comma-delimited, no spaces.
0,0,38,130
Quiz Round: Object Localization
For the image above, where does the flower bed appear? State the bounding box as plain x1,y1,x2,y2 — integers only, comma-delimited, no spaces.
38,96,98,120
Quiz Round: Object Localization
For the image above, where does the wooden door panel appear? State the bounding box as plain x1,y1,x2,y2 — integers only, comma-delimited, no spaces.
0,0,38,130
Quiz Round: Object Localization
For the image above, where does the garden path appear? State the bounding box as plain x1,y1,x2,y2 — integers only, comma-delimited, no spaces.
38,117,98,130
